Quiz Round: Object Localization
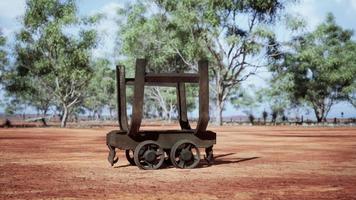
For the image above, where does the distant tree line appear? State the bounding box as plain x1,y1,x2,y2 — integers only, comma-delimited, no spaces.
0,0,355,127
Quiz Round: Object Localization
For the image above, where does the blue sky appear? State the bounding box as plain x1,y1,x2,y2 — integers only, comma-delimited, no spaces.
0,0,356,119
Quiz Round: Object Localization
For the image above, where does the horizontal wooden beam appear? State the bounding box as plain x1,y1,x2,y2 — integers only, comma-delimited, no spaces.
125,73,200,86
145,73,199,83
125,78,177,87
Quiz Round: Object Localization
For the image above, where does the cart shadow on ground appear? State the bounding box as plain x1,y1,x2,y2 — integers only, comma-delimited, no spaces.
197,154,260,168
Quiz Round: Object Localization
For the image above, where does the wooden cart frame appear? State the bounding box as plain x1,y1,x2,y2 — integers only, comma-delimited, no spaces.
106,59,216,169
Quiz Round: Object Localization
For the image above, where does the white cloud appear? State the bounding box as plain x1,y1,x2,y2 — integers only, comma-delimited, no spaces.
334,0,356,11
350,0,356,10
0,0,25,41
1,27,13,37
90,2,123,60
289,0,321,30
0,0,25,19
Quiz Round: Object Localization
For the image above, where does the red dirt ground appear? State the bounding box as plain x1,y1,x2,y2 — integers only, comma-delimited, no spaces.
1,125,356,200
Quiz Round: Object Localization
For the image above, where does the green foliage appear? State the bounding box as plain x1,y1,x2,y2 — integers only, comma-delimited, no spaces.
4,98,23,116
84,59,116,119
284,14,307,32
117,1,200,119
118,2,200,71
163,0,290,125
118,0,292,125
3,0,98,127
270,13,356,122
258,77,291,115
231,86,258,112
231,82,290,123
0,31,8,84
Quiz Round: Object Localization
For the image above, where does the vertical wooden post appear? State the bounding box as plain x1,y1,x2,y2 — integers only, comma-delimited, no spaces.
128,59,147,136
195,60,209,134
116,65,128,131
177,82,191,130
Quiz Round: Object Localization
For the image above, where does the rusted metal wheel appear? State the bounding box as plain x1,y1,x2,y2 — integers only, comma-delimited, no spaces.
170,140,200,169
125,149,136,166
134,141,165,170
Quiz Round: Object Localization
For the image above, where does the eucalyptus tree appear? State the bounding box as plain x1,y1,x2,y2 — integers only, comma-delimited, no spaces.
342,80,356,107
0,31,7,83
1,31,54,118
117,2,198,121
270,14,356,122
11,0,98,127
84,59,116,120
0,30,9,110
118,0,292,125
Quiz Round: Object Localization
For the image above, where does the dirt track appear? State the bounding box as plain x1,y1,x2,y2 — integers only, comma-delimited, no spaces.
1,125,356,199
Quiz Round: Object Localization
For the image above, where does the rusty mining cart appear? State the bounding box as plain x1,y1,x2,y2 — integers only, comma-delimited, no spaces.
106,59,216,170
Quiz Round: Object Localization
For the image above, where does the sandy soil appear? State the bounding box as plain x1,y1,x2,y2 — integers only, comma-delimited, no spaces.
1,125,356,200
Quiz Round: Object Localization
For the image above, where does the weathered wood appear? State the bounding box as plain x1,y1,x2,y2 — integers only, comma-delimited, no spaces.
145,73,199,83
128,59,146,136
126,73,199,84
177,82,191,130
195,60,210,134
126,78,177,87
107,129,216,150
116,59,210,135
116,65,128,131
107,59,216,169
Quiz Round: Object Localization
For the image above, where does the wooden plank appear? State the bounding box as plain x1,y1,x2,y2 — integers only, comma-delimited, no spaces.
116,65,128,131
195,60,210,134
128,59,147,136
177,81,192,130
145,73,199,83
126,78,177,87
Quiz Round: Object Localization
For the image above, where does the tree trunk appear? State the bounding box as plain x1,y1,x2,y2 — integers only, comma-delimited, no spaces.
61,106,69,128
216,98,224,126
159,100,169,120
41,109,48,127
215,70,224,126
109,108,113,120
167,103,174,123
313,106,324,123
42,108,48,117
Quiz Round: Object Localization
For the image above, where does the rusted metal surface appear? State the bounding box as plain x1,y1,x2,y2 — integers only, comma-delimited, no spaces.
107,58,216,169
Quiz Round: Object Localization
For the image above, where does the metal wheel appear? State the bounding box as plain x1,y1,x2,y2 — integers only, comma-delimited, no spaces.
170,140,200,169
125,149,136,166
134,141,165,170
